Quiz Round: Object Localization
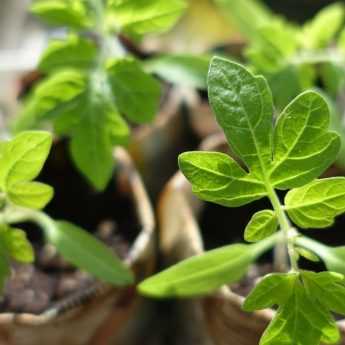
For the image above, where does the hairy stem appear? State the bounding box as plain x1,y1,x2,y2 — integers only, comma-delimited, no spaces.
266,185,299,272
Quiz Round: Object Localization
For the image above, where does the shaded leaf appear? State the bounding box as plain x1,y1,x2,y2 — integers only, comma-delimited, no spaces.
46,221,134,285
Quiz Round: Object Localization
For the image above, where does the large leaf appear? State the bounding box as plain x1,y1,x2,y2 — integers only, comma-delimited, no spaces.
302,2,345,49
285,177,345,228
108,59,160,124
45,221,134,285
139,243,258,297
110,0,187,36
0,131,52,190
178,151,266,207
145,54,210,89
244,210,278,242
208,57,273,176
31,0,90,29
39,35,97,72
270,91,340,189
244,272,343,345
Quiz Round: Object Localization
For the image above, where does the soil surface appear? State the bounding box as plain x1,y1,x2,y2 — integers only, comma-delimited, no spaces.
0,141,141,314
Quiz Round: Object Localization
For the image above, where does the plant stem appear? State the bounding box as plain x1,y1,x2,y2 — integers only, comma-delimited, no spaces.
266,185,299,272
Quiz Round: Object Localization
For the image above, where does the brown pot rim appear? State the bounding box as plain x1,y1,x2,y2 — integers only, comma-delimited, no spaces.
0,147,155,326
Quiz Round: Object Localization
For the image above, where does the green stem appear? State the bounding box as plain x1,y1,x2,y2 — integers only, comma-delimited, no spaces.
2,207,57,240
266,185,299,272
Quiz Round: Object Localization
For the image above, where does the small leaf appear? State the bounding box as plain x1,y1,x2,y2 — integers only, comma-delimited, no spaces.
8,182,54,209
1,228,34,263
0,241,10,291
0,131,52,190
295,247,320,262
14,70,85,131
39,35,97,72
178,151,266,207
139,243,257,298
109,0,187,37
285,177,345,229
270,91,340,189
30,0,90,29
244,210,278,242
208,57,274,176
145,54,210,89
45,221,134,286
302,2,345,49
107,59,161,124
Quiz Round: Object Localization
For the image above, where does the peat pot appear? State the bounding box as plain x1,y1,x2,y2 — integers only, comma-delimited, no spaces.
158,133,345,345
0,145,155,345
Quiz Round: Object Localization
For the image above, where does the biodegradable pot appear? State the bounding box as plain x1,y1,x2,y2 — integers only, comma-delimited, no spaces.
129,87,193,199
158,133,345,345
0,147,155,345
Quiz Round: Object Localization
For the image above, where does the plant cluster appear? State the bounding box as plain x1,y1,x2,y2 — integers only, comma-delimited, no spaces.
139,57,345,345
0,130,133,289
14,0,187,190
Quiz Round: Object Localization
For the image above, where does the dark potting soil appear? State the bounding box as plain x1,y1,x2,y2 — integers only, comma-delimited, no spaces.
0,140,141,314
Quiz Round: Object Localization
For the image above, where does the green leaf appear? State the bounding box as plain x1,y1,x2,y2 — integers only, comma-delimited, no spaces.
0,236,10,291
107,59,160,124
244,210,278,243
1,227,34,263
109,0,187,36
14,70,86,131
139,243,257,298
145,54,210,89
270,91,340,189
68,93,128,190
302,2,345,49
285,177,345,229
208,57,274,177
31,0,90,29
213,0,272,42
243,273,298,311
302,271,345,315
39,36,97,72
8,182,54,209
178,151,266,207
0,131,52,190
295,247,320,262
244,272,342,345
46,221,134,286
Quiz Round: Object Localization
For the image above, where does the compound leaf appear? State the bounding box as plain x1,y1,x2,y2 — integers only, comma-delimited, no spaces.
285,177,345,229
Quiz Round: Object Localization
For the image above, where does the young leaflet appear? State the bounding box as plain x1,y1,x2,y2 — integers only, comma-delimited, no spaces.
14,0,187,190
0,131,133,290
139,57,345,345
